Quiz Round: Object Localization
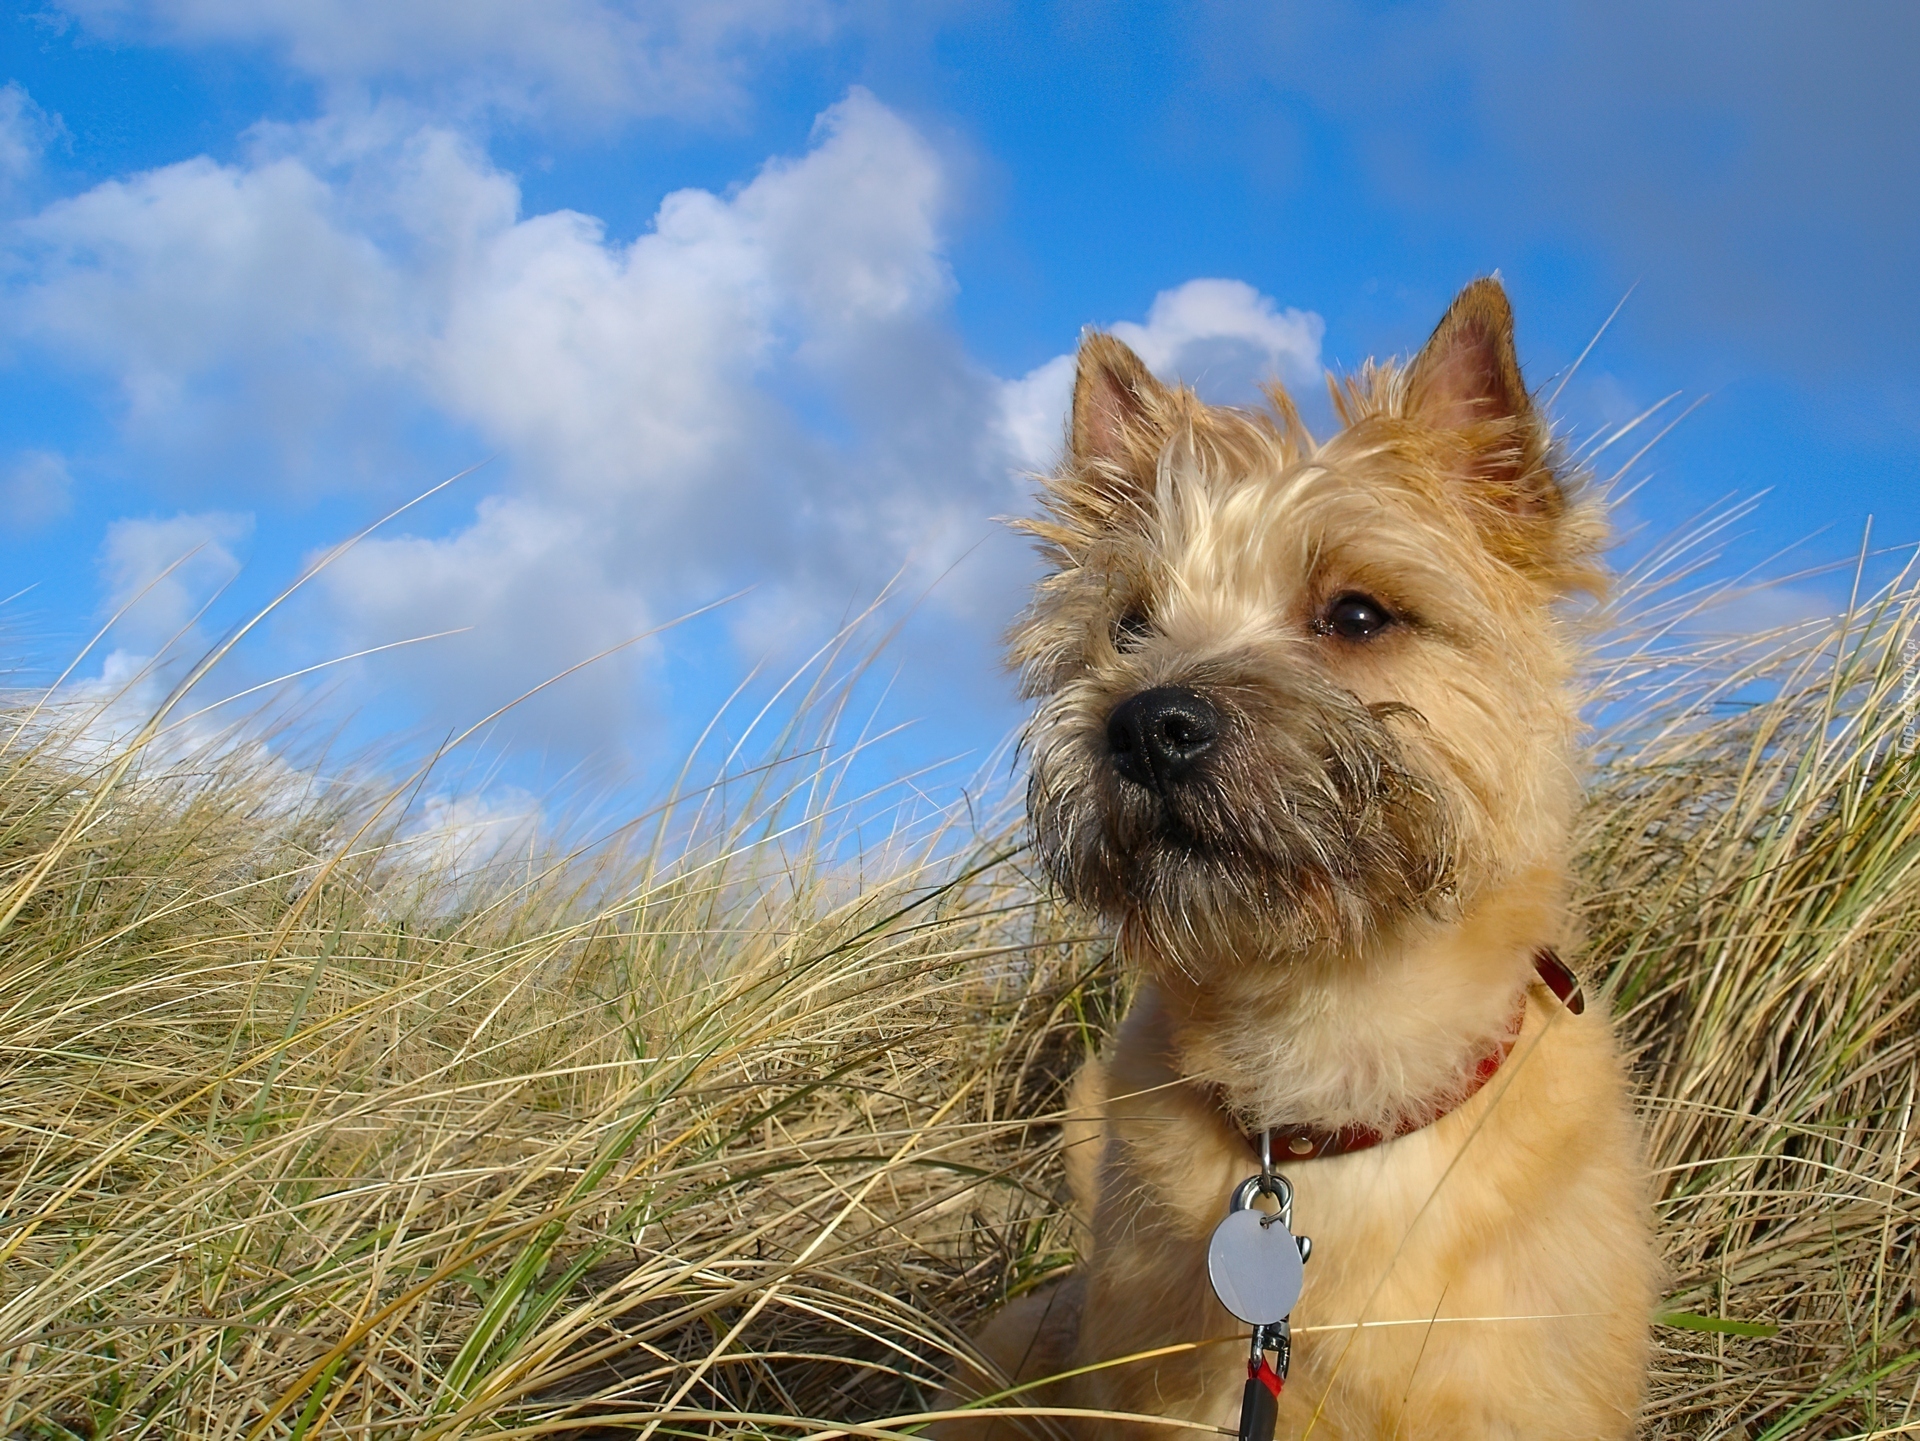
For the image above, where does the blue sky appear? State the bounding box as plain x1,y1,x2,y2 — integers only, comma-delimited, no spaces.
2,2,1917,841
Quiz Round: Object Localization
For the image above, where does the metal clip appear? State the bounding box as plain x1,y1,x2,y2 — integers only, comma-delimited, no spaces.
1249,1318,1292,1378
1233,1129,1311,1262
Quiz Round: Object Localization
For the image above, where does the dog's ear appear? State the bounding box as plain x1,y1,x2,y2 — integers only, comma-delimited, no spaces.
1069,331,1173,493
1405,278,1560,521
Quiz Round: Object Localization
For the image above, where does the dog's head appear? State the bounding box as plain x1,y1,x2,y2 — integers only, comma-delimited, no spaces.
1012,279,1603,966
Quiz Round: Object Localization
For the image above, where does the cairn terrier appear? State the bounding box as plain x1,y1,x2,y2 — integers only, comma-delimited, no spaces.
938,279,1656,1439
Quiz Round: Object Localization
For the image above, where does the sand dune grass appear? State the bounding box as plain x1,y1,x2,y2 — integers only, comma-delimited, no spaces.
3,575,1920,1438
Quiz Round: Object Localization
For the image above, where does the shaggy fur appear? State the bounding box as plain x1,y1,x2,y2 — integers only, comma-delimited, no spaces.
937,280,1657,1438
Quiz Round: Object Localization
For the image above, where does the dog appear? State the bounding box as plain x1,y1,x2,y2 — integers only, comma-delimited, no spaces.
936,279,1657,1439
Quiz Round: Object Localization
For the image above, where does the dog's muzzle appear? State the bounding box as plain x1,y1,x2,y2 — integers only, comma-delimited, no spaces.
1106,685,1222,794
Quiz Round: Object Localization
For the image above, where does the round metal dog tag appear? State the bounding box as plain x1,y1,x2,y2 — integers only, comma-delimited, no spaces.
1207,1209,1305,1325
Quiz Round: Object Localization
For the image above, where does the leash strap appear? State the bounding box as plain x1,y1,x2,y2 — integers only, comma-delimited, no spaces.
1238,1330,1286,1441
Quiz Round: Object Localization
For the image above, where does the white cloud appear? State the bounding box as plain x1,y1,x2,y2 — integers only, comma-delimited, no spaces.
12,146,408,473
995,279,1327,473
306,89,1000,754
97,510,253,653
997,353,1076,475
0,83,59,204
5,87,1327,766
1112,278,1324,401
35,511,322,814
40,647,222,769
396,785,542,882
2,450,73,529
54,0,835,125
322,497,658,753
5,90,995,755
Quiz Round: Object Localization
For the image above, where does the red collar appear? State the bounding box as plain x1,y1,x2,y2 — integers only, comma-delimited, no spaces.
1215,948,1585,1163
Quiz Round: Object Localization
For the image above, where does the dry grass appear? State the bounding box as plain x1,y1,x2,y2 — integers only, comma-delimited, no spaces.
4,568,1920,1439
1583,563,1920,1439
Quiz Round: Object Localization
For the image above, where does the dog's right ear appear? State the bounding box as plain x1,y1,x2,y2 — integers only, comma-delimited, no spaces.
1068,332,1173,495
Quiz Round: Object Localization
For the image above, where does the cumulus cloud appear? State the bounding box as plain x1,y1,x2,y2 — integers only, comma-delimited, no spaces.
0,83,60,204
11,140,416,478
396,785,542,884
97,510,253,653
323,498,659,752
3,89,1002,753
28,511,265,774
53,0,835,124
1113,279,1324,398
302,89,1008,752
4,87,1324,765
996,354,1077,476
997,278,1327,472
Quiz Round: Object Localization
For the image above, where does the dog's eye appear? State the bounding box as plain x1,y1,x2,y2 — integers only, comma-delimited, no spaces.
1321,593,1394,640
1113,611,1152,653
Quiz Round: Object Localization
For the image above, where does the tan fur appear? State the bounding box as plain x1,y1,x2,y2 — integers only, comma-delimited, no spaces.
937,281,1657,1439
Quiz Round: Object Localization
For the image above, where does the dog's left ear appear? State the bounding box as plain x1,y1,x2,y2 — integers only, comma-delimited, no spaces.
1405,278,1560,522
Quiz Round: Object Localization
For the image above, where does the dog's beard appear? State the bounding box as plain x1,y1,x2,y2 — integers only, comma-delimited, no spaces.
1026,676,1460,961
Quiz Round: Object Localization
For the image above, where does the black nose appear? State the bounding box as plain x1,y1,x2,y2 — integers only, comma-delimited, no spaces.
1106,686,1222,791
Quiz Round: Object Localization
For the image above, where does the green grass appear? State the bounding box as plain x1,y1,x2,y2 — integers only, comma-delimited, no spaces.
4,562,1920,1438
